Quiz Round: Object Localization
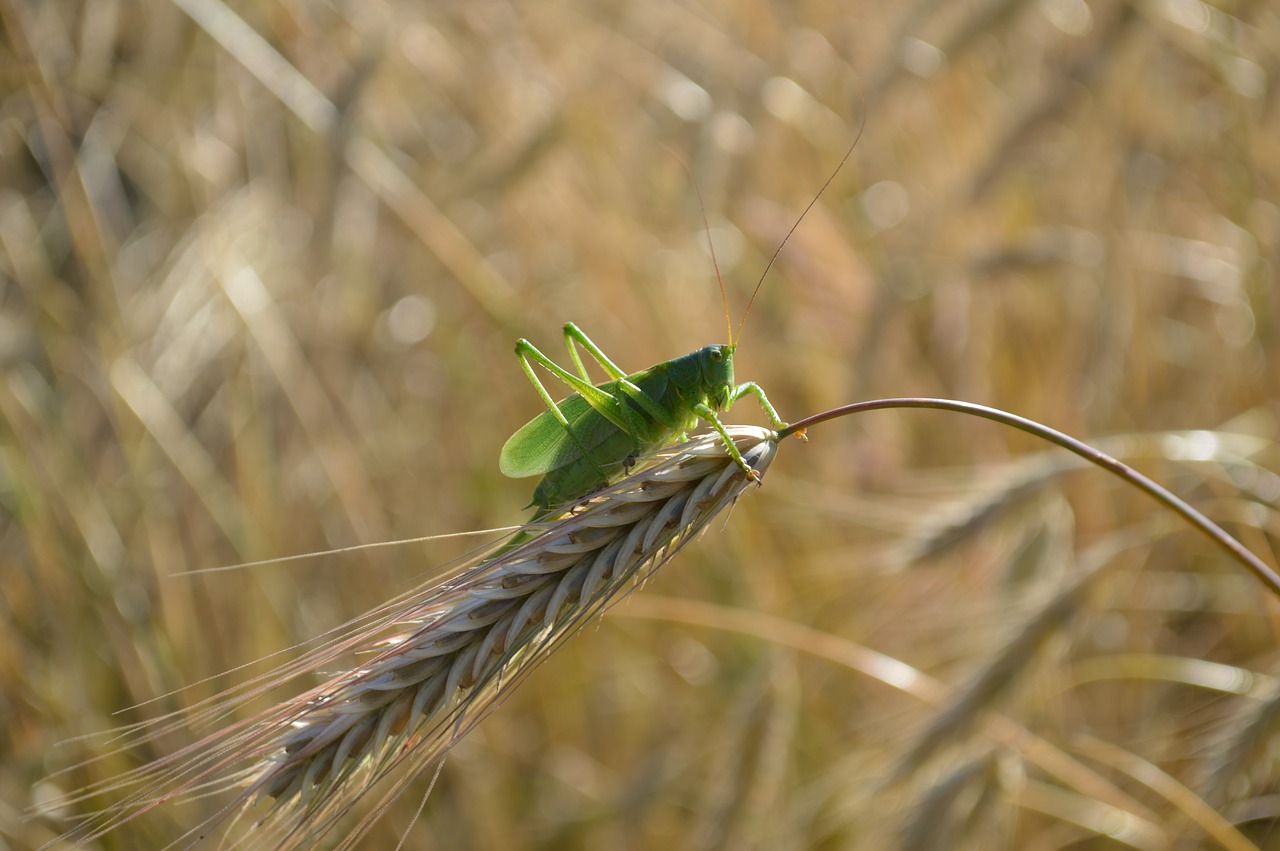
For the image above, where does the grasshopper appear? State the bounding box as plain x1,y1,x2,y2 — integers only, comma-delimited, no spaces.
499,322,787,515
499,137,859,517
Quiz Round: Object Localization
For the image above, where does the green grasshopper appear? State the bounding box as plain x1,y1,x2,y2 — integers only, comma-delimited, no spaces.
499,138,859,517
498,321,788,516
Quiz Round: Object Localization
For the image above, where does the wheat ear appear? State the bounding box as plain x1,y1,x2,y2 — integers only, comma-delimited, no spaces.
52,426,778,849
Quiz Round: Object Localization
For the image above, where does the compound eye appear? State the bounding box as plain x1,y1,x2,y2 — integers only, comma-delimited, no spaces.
709,347,723,362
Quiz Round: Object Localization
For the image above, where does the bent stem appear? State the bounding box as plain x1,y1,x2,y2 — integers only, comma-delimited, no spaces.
778,398,1280,598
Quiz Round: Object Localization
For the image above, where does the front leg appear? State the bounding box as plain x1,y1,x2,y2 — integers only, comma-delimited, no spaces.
729,382,807,442
693,402,764,483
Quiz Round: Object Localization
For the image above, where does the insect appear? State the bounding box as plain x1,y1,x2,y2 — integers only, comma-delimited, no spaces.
500,139,859,518
499,322,788,516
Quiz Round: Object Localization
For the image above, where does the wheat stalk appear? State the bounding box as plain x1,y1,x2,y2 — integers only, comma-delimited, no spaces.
51,426,779,849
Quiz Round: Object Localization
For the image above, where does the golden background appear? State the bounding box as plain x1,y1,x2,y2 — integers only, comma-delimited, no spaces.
4,0,1280,847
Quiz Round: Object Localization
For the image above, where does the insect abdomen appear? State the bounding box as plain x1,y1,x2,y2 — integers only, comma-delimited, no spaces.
528,428,638,512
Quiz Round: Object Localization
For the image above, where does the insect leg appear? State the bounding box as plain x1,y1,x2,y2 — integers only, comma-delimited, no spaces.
562,322,628,381
692,402,763,482
514,340,627,482
561,324,685,452
729,382,807,442
516,341,580,427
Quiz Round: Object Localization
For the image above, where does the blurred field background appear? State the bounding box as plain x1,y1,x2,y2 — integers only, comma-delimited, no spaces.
4,0,1280,847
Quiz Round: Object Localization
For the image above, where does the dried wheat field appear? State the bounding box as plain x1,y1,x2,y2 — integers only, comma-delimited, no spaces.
4,1,1280,848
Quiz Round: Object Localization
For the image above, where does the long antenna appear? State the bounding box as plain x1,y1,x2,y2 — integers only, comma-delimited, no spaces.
669,151,733,346
735,89,868,346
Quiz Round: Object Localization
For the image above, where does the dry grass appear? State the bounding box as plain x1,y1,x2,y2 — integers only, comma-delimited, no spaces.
5,0,1280,849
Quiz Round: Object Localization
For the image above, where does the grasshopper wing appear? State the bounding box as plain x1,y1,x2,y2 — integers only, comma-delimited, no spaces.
499,392,623,478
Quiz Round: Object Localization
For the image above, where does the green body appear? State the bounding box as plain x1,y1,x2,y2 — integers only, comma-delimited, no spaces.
500,324,787,517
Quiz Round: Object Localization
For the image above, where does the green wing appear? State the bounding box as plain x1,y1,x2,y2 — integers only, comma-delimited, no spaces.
499,392,625,478
500,365,680,480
